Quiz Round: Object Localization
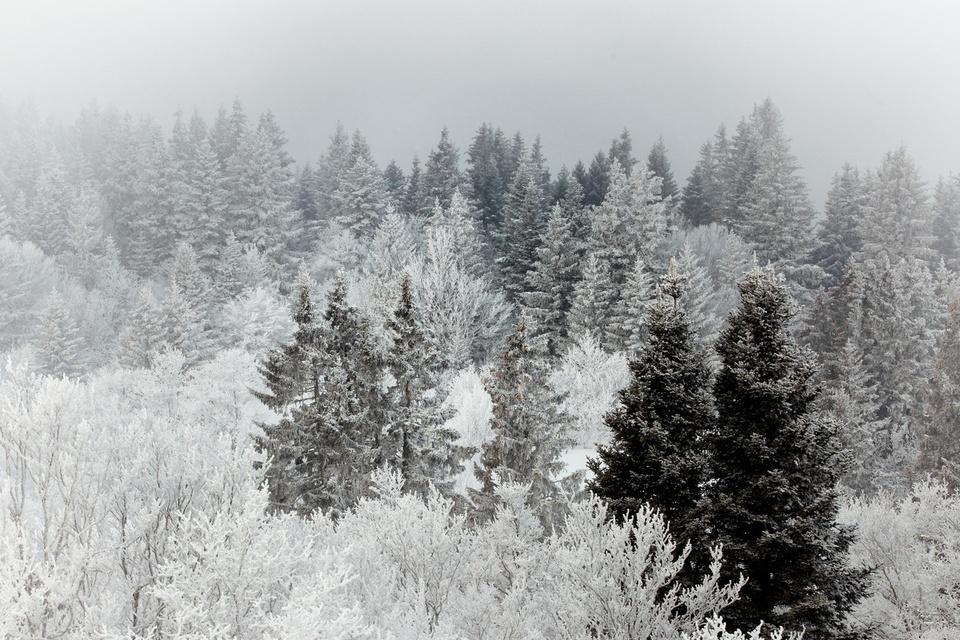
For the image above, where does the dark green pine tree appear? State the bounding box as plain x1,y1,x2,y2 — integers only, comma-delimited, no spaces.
382,160,406,204
402,156,425,218
608,128,636,176
646,137,679,205
588,264,713,581
385,275,464,497
471,316,568,527
707,265,869,639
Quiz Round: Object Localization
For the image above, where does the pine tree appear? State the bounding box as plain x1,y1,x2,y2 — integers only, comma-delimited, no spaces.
608,128,635,176
609,255,655,355
523,203,579,355
680,140,722,227
254,273,386,517
118,286,165,369
567,251,617,349
382,160,406,204
180,137,228,272
498,159,547,301
930,173,960,270
385,275,462,497
315,122,351,220
582,151,611,207
333,154,390,240
421,127,461,215
707,264,868,638
646,137,679,205
860,145,931,263
471,316,568,527
589,263,714,581
811,164,865,288
466,122,506,241
34,289,85,377
914,300,960,488
401,156,425,218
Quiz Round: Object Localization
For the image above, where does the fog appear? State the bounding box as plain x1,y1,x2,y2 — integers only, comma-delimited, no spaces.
3,0,958,205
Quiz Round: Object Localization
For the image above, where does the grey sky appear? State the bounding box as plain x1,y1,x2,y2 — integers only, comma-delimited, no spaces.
2,0,958,206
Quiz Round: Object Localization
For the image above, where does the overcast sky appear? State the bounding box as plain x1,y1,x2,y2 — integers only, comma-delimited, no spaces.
2,0,958,206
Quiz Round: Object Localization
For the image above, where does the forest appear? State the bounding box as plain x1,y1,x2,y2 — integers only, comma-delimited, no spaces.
0,97,959,639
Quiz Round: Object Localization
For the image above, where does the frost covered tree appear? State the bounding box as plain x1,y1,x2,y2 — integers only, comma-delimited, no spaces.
811,164,866,288
34,289,85,377
385,275,463,497
178,136,228,271
334,153,391,240
117,286,165,369
707,264,869,638
255,274,386,517
913,300,960,488
420,126,461,215
646,137,679,205
589,263,714,582
567,250,617,349
498,158,547,301
472,317,569,527
930,173,960,270
523,203,580,355
860,145,931,263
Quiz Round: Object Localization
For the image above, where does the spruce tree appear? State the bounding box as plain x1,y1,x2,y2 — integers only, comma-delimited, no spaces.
118,286,165,369
34,289,85,377
385,275,463,497
707,264,868,638
589,263,714,582
646,137,679,205
498,159,547,301
811,164,865,288
471,316,568,527
523,203,579,356
421,127,461,214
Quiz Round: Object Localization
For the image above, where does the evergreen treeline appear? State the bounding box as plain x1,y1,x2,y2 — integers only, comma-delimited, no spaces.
2,96,960,638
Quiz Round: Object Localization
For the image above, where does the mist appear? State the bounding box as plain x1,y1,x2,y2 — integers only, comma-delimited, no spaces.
3,0,959,204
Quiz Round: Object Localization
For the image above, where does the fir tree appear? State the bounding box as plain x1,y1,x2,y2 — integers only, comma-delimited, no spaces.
385,275,462,497
930,173,960,270
609,255,655,355
589,262,714,581
471,316,568,527
914,300,960,489
680,140,721,227
707,264,868,638
421,127,461,215
34,289,84,377
466,122,506,241
646,137,679,205
497,159,547,301
811,164,865,288
567,251,616,349
118,286,165,369
402,156,425,218
523,203,579,356
582,151,611,207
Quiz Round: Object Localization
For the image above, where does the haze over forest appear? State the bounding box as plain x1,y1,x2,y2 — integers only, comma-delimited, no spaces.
4,0,960,206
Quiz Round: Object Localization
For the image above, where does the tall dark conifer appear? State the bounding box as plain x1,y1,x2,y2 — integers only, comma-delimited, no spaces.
707,265,868,639
588,263,713,580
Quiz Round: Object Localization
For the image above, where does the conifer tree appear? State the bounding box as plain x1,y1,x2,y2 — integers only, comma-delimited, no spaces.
680,140,722,227
385,275,462,497
255,273,387,517
180,137,228,272
523,203,579,355
646,137,679,205
498,159,547,301
333,154,390,240
811,164,865,288
608,128,635,176
930,173,960,270
609,255,655,355
402,156,425,218
582,151,611,207
472,316,568,527
589,262,713,581
707,264,868,638
382,160,406,204
466,122,506,240
118,286,165,369
567,251,616,349
34,290,85,377
421,127,461,215
914,300,960,488
860,145,931,263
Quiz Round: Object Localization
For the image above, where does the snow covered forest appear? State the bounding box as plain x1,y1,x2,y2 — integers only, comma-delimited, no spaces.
1,97,960,639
